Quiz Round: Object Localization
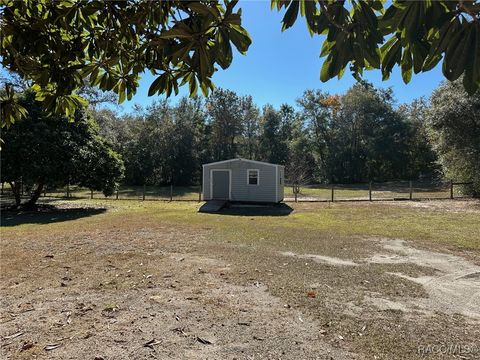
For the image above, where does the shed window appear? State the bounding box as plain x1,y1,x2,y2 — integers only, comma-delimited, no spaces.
247,169,259,185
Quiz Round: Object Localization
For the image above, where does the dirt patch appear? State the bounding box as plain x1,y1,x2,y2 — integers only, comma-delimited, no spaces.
0,227,356,359
280,239,480,319
366,238,480,319
280,251,359,266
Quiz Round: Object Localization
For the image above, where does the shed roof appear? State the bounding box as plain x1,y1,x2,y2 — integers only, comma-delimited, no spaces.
202,158,282,168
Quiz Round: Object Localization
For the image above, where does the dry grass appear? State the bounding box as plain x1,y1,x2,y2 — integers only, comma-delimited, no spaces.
1,199,479,359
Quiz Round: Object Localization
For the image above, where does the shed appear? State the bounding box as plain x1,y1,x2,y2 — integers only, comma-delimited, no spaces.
202,158,284,203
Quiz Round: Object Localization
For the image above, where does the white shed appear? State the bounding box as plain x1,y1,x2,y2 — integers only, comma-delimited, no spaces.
202,158,284,203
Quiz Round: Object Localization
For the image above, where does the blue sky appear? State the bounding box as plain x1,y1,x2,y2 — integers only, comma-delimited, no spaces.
120,1,444,113
0,1,442,112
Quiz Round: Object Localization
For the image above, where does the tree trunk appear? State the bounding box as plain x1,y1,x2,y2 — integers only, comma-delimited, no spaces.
23,182,44,209
9,181,21,208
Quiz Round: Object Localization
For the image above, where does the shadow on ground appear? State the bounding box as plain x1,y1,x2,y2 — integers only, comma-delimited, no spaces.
1,205,107,227
215,203,294,217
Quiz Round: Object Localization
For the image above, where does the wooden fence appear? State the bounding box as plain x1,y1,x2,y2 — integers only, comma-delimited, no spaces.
286,180,474,202
0,180,475,203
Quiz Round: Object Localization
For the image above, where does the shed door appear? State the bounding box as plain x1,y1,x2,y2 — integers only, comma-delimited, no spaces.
212,170,230,200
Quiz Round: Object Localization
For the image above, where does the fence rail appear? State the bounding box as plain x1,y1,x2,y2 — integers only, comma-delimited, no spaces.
284,180,474,202
0,180,474,204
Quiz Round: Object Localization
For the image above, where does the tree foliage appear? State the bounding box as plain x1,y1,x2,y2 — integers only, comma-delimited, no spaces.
0,92,124,208
273,0,480,94
90,83,439,188
0,0,251,126
426,79,480,195
2,1,479,127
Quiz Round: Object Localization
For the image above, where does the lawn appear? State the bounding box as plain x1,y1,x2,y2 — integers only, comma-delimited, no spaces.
1,199,479,359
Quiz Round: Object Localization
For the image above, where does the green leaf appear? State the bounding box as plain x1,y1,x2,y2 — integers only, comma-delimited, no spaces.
189,74,198,97
281,0,299,31
118,80,126,104
320,56,333,82
229,24,252,54
463,24,480,95
320,40,335,58
148,74,165,96
187,2,217,16
401,47,412,83
215,30,233,69
381,36,401,80
443,27,468,81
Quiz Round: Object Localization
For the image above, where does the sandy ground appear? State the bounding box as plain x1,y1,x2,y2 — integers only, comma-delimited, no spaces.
282,238,480,319
1,251,355,359
1,200,479,359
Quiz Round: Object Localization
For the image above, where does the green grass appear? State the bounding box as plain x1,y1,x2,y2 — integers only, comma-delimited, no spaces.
11,198,476,251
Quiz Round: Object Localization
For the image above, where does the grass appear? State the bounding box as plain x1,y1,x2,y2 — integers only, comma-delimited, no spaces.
3,199,478,251
2,199,479,359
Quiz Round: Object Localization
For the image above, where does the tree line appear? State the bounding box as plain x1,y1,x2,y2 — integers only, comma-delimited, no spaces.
1,78,479,208
93,81,443,187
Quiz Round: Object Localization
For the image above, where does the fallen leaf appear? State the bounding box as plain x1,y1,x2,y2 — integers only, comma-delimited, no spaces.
307,290,316,298
143,339,161,349
4,331,23,339
196,336,212,345
44,343,61,351
172,327,187,336
253,335,265,341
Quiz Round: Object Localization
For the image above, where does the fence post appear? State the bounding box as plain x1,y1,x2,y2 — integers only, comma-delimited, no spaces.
66,183,70,198
198,185,202,202
450,180,454,199
170,184,173,202
116,189,119,200
44,187,47,197
142,184,146,201
1,182,3,195
90,189,93,199
369,181,372,201
409,180,413,200
331,184,334,202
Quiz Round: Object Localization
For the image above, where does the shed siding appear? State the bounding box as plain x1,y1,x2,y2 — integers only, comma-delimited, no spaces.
277,165,285,202
203,159,281,202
